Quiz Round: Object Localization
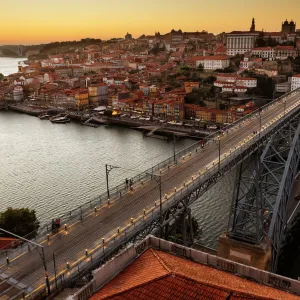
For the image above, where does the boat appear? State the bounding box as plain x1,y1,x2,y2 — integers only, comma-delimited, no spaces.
51,117,71,124
38,113,50,120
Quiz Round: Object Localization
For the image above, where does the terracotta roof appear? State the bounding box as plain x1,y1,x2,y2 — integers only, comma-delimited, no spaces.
91,248,299,300
275,46,295,50
253,47,273,51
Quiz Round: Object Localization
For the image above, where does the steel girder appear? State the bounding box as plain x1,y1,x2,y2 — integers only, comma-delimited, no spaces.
264,115,300,271
228,113,300,272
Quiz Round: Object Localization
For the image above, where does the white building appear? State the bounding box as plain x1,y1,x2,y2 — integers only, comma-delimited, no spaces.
291,74,300,91
214,74,257,93
275,81,291,93
240,57,254,69
226,31,259,56
251,47,275,60
236,77,257,88
195,56,230,70
13,86,24,101
216,73,237,82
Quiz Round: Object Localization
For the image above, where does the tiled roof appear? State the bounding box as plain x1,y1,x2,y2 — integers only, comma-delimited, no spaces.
91,248,299,300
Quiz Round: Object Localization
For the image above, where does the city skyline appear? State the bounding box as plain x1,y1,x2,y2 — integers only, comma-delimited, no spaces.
1,0,300,45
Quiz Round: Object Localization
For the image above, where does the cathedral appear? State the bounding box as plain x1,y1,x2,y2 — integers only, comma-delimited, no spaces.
281,20,296,34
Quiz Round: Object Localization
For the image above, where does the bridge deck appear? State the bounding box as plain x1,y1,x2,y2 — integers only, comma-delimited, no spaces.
1,91,300,298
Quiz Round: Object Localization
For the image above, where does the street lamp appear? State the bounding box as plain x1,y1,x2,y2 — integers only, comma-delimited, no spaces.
259,108,262,141
105,164,120,199
173,133,176,164
283,100,286,118
0,228,51,295
147,173,162,216
217,136,221,169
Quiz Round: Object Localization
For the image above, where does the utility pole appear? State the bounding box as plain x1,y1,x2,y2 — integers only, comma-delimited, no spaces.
173,133,176,163
105,164,120,199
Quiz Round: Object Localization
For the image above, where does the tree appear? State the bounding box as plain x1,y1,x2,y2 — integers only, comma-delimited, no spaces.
0,73,4,81
256,37,267,48
197,63,204,72
203,76,216,84
223,66,236,73
0,207,40,238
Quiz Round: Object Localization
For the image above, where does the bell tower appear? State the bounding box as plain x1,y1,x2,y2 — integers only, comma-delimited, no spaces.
250,18,255,32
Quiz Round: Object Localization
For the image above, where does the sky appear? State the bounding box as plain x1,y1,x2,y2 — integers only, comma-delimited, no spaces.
1,0,299,45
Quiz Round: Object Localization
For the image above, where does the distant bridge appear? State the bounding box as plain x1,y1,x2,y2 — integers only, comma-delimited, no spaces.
0,45,25,57
1,89,300,299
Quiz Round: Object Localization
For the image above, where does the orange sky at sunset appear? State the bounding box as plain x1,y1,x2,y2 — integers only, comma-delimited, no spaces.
1,0,299,45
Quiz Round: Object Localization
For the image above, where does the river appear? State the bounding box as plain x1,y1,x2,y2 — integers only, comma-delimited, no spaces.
0,57,235,249
0,112,235,248
0,57,27,76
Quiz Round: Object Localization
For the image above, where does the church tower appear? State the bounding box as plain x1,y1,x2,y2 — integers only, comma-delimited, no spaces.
250,18,255,32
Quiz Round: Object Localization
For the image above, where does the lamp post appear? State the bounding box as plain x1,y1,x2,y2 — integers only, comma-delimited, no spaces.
147,173,162,216
173,133,176,164
259,108,262,141
105,164,120,199
217,136,221,169
283,100,286,118
0,228,51,295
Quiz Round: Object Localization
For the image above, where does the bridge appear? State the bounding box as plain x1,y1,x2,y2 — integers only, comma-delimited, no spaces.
0,45,24,57
1,89,300,299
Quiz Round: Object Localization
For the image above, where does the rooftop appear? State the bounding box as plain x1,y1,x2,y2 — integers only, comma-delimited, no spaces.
71,236,300,300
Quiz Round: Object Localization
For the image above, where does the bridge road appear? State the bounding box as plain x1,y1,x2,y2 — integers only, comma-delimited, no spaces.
1,92,300,295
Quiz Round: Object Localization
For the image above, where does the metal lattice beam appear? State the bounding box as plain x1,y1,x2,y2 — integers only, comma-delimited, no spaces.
227,113,300,272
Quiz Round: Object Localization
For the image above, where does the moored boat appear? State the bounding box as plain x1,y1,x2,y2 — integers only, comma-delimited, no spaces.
38,113,50,120
50,117,71,124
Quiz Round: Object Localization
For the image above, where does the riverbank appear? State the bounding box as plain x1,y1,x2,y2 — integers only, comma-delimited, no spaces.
6,104,210,139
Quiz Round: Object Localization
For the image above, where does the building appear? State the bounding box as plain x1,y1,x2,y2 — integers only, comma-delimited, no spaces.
291,74,300,91
236,77,257,88
226,19,260,56
214,73,256,93
125,32,132,40
274,45,297,60
70,236,300,300
251,47,275,60
88,84,108,107
275,81,291,93
74,89,89,110
184,104,236,123
282,20,296,34
12,86,24,101
184,82,199,94
188,55,230,70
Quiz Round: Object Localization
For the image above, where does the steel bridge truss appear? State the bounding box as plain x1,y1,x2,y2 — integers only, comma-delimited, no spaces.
228,113,300,272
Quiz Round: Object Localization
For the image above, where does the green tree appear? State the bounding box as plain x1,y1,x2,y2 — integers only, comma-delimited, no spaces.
0,73,4,81
0,208,40,238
